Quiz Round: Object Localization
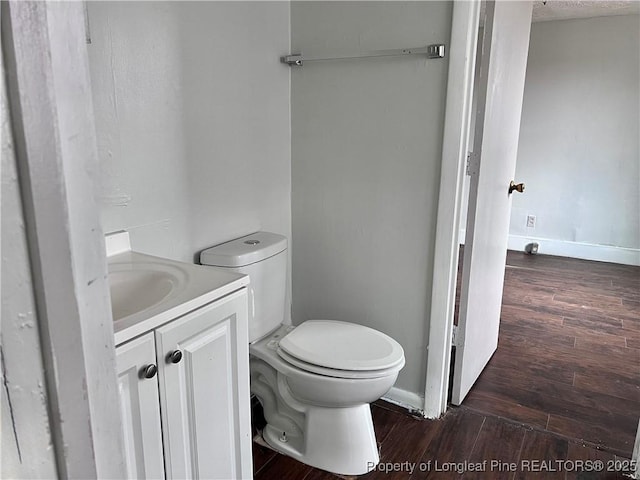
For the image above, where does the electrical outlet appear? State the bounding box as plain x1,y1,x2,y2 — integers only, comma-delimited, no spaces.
526,215,536,228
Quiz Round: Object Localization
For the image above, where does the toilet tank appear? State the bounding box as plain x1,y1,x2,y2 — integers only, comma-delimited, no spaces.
200,232,287,343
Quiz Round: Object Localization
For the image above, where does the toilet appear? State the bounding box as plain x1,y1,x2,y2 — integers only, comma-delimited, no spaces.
200,232,405,475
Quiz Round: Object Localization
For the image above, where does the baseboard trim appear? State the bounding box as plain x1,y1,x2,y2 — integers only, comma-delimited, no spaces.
381,387,426,417
460,230,639,266
508,235,640,266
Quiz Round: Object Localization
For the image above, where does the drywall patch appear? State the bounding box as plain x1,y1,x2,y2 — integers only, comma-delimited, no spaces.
99,193,131,207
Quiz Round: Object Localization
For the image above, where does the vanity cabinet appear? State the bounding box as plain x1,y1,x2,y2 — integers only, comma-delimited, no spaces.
115,288,252,480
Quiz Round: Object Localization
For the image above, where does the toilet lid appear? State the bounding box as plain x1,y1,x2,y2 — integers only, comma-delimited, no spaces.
277,348,404,379
278,320,405,371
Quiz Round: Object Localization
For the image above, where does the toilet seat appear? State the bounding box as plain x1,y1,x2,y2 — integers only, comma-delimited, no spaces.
277,348,403,379
277,320,405,378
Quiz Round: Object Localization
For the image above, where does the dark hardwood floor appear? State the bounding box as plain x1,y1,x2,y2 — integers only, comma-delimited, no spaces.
254,401,634,479
253,252,639,479
463,251,640,458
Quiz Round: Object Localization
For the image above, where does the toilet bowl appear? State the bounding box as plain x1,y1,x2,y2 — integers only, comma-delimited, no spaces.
200,232,405,475
250,323,403,474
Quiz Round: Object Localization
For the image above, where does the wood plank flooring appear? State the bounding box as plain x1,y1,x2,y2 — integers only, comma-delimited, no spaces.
253,252,638,479
254,402,634,479
463,251,639,458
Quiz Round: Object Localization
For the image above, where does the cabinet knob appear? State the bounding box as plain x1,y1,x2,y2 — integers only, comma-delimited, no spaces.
142,364,157,379
168,350,183,364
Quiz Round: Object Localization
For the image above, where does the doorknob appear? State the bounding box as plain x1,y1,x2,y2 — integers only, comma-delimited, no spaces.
509,181,525,194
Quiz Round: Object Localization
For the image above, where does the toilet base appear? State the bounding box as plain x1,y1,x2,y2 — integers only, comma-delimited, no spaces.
262,404,379,476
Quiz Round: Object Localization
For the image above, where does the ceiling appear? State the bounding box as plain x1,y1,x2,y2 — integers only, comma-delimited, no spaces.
479,1,640,23
531,0,640,22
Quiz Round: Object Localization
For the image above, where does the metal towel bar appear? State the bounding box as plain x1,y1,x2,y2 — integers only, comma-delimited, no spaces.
281,44,445,67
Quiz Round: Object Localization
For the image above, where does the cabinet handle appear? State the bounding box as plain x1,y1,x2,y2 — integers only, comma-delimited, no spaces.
168,350,183,364
142,364,157,379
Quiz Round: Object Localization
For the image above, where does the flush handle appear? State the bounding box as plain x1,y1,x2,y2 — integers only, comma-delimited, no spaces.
509,181,525,194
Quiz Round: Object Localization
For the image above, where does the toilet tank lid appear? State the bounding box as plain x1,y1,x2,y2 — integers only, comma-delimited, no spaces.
200,232,287,267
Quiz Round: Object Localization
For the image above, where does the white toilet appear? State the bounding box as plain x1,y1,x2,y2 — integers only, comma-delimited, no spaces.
200,232,405,475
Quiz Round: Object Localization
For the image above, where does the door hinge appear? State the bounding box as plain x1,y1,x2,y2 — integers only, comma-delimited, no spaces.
466,152,479,176
451,324,458,347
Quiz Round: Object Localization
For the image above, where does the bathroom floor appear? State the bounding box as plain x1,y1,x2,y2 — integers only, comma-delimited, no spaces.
253,400,633,479
252,252,638,479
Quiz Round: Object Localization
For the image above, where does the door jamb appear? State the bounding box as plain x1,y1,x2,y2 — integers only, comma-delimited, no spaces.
423,0,480,418
633,420,640,479
2,2,126,476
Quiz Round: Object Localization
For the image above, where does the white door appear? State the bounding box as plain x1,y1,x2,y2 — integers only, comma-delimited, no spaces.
155,290,252,480
451,0,533,405
115,333,165,479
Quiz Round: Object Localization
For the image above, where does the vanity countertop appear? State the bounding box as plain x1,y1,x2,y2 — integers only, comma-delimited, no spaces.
109,250,248,346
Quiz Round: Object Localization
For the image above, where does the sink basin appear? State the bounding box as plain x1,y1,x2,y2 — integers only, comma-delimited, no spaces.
109,262,187,321
105,231,249,345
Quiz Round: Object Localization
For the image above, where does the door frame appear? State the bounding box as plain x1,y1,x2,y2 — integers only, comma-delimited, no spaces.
634,420,640,479
423,0,481,418
2,2,125,476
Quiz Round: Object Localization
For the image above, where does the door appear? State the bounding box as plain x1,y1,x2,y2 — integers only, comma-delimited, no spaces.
155,290,252,480
451,0,533,405
115,333,165,479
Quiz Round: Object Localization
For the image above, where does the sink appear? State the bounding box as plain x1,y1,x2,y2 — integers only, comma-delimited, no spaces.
109,262,187,322
105,230,249,344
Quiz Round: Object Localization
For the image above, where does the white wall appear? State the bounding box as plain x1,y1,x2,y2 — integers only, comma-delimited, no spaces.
1,49,57,478
88,2,191,260
88,2,291,264
290,2,452,404
509,15,640,265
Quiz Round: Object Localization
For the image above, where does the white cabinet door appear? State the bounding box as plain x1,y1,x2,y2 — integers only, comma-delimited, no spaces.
116,333,165,479
155,289,252,480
